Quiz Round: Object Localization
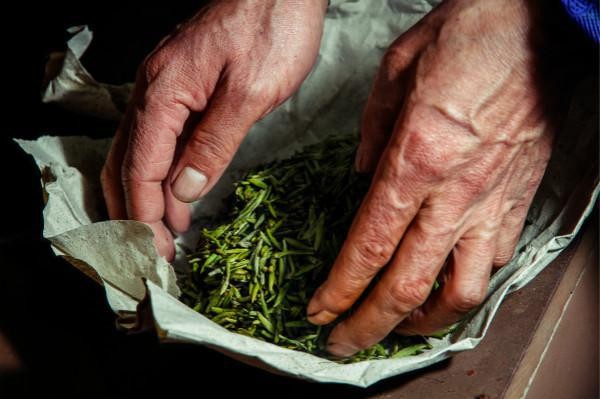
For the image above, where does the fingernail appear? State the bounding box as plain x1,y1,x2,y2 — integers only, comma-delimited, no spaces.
327,341,358,358
307,287,338,325
172,167,207,202
307,309,338,325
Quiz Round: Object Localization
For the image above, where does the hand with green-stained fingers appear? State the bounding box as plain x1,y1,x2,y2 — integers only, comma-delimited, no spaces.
101,0,328,260
102,0,558,359
307,0,555,357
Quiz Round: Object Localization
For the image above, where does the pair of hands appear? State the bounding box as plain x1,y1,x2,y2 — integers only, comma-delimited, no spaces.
101,0,553,357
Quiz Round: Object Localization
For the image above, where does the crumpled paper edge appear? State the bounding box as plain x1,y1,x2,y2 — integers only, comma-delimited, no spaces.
43,25,133,121
144,178,598,387
16,136,181,312
24,0,600,387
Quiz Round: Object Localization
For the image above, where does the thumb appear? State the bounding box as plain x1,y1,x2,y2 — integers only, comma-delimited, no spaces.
170,84,266,202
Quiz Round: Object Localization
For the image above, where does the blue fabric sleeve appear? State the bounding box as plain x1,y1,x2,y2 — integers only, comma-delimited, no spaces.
561,0,600,42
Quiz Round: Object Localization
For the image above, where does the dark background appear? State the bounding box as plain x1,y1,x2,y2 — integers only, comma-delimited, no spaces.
0,2,421,398
0,2,596,398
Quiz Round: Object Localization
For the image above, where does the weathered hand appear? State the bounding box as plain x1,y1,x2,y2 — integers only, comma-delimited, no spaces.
101,0,327,260
307,0,554,356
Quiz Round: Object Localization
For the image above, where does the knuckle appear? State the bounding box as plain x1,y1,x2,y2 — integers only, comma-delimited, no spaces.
376,178,418,215
381,44,412,73
493,253,512,267
318,286,353,314
510,203,529,218
387,277,432,314
350,235,397,275
140,46,182,86
187,130,235,170
415,216,457,243
450,286,486,313
456,169,489,198
494,246,516,267
139,58,197,110
231,80,275,112
526,171,545,196
121,145,151,184
400,129,447,180
140,54,163,83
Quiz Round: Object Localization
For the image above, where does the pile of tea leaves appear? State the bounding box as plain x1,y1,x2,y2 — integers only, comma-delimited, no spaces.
180,136,430,362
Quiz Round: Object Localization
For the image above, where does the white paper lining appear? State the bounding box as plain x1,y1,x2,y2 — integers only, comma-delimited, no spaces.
17,0,599,386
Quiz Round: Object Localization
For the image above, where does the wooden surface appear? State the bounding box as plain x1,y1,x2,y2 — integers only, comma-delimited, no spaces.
514,221,598,399
1,219,596,398
359,221,598,399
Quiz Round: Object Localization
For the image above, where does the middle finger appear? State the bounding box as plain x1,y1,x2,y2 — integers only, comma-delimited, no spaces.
326,210,457,357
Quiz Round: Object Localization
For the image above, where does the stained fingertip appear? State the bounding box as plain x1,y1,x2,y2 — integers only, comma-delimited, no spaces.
148,221,175,261
307,309,338,325
326,341,358,358
326,323,360,357
307,286,340,325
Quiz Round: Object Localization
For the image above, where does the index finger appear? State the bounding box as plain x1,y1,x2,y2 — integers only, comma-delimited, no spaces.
101,107,133,221
306,151,426,325
121,71,190,225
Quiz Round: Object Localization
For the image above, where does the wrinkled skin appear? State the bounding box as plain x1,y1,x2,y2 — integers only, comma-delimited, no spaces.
307,0,555,357
101,0,328,260
102,0,555,357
